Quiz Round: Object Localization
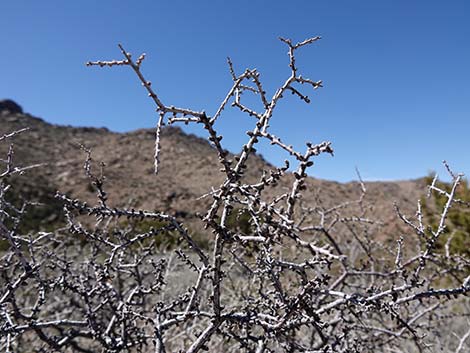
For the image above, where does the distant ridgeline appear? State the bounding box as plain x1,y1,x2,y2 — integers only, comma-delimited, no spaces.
0,99,433,249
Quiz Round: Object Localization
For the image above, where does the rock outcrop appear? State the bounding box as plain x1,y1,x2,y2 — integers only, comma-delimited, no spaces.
0,99,23,114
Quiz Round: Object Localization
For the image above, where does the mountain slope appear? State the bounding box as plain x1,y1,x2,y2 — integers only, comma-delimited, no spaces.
0,100,425,239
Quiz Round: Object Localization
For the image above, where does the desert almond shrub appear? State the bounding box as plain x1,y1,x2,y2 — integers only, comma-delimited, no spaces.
1,37,470,353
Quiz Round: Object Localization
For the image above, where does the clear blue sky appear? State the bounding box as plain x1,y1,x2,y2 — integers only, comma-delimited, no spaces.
1,1,469,182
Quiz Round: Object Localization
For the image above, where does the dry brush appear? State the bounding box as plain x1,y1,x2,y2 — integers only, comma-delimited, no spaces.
1,37,470,353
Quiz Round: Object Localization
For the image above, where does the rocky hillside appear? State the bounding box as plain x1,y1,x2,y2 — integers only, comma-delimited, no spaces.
0,100,426,240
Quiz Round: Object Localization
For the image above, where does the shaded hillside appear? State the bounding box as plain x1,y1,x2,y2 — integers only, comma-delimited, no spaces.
0,100,425,238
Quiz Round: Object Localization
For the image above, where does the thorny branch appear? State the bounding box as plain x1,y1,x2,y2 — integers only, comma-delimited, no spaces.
1,37,469,352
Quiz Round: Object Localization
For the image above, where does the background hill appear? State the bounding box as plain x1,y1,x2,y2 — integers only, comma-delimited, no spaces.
0,99,425,240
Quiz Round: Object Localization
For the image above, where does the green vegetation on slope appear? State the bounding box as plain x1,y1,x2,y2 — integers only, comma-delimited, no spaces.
421,175,470,257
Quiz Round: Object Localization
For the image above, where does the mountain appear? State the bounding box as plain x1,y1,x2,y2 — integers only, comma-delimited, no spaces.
0,100,425,240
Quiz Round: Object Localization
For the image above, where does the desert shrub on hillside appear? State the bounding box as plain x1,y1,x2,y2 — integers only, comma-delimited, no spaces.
1,37,470,353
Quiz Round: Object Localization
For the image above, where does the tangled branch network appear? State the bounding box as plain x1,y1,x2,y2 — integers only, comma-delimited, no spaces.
1,37,470,352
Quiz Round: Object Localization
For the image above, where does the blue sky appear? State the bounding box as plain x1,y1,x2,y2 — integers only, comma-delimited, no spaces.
1,1,469,182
